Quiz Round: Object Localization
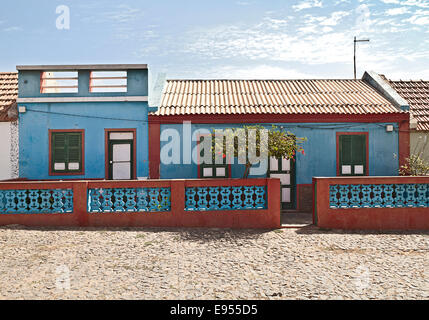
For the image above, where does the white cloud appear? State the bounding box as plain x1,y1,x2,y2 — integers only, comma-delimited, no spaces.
355,4,373,33
183,22,353,65
293,0,323,12
320,11,350,25
197,65,319,79
2,26,22,32
380,0,400,4
102,5,144,23
386,68,429,80
385,7,410,15
381,0,429,7
406,9,429,25
400,0,429,8
236,1,252,5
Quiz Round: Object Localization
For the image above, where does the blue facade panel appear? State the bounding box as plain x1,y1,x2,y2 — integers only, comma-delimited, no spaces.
159,122,400,184
18,66,149,180
19,102,149,180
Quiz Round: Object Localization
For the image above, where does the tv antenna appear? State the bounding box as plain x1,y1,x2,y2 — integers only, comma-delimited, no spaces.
354,36,370,79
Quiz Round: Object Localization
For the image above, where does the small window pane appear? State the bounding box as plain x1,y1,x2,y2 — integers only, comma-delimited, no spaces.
113,162,131,180
54,163,66,170
110,132,134,140
216,167,226,177
203,167,213,177
282,188,291,202
270,173,290,186
113,144,131,162
282,158,290,171
270,157,278,171
342,165,352,174
354,165,364,174
68,163,80,170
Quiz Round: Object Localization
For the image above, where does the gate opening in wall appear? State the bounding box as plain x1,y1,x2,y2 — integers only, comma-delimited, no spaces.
268,157,296,210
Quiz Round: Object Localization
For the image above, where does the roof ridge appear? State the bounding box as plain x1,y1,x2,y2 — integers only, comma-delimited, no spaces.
165,79,363,82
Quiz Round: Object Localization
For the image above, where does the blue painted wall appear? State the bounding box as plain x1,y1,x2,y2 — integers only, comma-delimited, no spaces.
159,122,400,184
18,68,149,180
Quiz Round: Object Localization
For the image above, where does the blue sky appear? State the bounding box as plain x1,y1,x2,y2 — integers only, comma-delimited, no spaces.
0,0,428,84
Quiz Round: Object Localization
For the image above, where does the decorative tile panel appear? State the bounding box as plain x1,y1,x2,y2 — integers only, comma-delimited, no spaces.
185,185,267,211
0,189,73,214
88,187,171,213
329,184,429,209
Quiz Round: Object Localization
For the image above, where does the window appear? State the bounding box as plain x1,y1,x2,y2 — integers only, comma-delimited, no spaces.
50,131,84,175
337,133,367,176
90,71,127,93
198,135,229,178
40,71,78,93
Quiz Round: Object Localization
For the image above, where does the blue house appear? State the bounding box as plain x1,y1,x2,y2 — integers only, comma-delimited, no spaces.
15,64,411,212
17,64,149,180
148,76,410,211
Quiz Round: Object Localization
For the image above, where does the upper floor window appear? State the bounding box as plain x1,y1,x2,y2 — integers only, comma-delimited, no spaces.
40,71,78,93
337,133,368,176
90,71,127,93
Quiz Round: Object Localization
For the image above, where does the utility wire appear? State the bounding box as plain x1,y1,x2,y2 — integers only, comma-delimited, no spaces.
25,109,403,131
26,108,147,122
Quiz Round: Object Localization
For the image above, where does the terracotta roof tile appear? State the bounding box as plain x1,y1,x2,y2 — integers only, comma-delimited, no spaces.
154,79,403,117
387,79,429,131
0,72,18,122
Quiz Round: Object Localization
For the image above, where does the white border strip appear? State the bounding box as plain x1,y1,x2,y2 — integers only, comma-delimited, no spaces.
17,96,148,103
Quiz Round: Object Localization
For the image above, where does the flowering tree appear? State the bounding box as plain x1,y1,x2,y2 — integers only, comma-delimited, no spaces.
211,125,307,178
399,154,429,176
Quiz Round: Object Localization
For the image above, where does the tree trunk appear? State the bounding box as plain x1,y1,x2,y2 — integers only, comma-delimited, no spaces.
243,162,252,179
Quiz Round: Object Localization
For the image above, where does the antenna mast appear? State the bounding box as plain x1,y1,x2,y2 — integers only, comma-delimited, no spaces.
354,36,370,79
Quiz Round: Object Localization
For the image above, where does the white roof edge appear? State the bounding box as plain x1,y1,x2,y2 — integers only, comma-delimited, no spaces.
363,71,409,110
17,96,148,103
16,64,148,71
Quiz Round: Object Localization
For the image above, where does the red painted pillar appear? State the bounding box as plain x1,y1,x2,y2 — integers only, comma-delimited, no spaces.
312,178,316,225
170,180,185,227
148,121,161,179
398,119,410,170
73,181,89,227
267,178,281,228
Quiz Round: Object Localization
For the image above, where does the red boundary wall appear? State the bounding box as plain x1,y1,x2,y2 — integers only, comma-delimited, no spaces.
313,176,429,230
0,178,281,229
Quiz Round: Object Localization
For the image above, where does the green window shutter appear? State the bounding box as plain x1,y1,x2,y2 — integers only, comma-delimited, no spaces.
52,133,67,163
339,134,366,176
351,135,366,167
51,132,83,173
67,133,82,164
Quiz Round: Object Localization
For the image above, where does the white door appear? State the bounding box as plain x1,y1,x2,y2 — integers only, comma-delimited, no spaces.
109,139,133,180
268,157,295,209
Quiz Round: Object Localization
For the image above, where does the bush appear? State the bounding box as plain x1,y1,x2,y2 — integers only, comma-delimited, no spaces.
399,154,429,176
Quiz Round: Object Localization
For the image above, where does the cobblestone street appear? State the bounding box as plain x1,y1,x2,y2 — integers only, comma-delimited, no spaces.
0,225,428,299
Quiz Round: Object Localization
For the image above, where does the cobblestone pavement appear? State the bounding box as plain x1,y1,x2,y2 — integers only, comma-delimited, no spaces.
0,225,428,300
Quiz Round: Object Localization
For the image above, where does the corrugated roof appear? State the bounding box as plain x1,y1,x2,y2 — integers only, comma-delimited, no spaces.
386,79,429,131
0,72,18,122
154,79,403,117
